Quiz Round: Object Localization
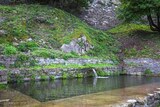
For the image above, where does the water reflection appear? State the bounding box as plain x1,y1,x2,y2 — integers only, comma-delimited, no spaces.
9,76,160,102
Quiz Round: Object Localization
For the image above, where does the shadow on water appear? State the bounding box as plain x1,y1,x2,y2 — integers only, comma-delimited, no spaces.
9,76,160,102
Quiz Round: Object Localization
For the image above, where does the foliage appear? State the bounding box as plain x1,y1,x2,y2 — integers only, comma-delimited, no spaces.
108,23,160,59
3,45,17,56
62,72,68,79
15,74,24,83
40,75,48,81
32,49,55,59
31,63,114,70
6,0,90,10
18,41,38,52
76,73,83,78
32,48,79,59
0,4,119,61
108,23,150,35
144,69,152,75
118,0,160,32
0,84,7,90
0,64,5,70
97,71,108,76
49,75,55,80
14,53,37,67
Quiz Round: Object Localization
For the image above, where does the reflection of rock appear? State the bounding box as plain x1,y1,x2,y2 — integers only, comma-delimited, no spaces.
81,0,120,30
61,35,93,55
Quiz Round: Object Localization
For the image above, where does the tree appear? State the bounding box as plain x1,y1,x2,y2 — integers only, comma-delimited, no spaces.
118,0,160,32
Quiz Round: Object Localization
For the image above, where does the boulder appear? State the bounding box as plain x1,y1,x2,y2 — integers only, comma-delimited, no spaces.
61,35,93,55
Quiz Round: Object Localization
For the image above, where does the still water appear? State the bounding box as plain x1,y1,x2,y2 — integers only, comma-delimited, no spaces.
9,76,160,102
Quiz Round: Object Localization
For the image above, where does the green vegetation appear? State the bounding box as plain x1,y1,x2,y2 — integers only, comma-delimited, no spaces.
49,75,55,80
108,23,150,35
108,23,160,59
0,84,7,90
18,41,38,52
76,73,83,78
14,53,37,67
30,63,114,70
2,45,17,56
31,74,36,81
40,75,48,81
8,0,89,13
62,72,68,79
31,48,79,59
97,70,120,76
0,65,5,70
119,0,160,32
144,69,153,75
0,4,118,60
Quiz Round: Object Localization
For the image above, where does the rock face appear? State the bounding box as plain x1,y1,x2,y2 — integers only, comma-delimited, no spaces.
61,36,93,54
81,0,120,30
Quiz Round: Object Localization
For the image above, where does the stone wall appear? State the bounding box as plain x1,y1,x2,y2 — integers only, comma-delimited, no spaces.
0,55,113,67
0,66,119,83
0,70,7,84
2,56,160,83
37,58,114,65
0,56,16,68
124,58,160,75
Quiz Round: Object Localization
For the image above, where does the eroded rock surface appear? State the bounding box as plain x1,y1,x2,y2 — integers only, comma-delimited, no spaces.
81,0,120,30
61,35,93,54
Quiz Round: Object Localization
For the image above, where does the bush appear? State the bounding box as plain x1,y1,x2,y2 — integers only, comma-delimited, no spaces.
32,49,55,58
14,53,29,67
14,53,37,67
3,45,17,56
76,73,83,78
144,69,152,75
40,75,48,81
49,75,55,80
62,72,68,79
18,41,38,52
62,52,78,60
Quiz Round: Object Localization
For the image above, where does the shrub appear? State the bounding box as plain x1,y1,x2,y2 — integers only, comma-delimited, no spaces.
14,53,29,67
3,45,17,56
0,84,7,90
18,41,38,52
62,72,68,79
97,71,108,76
144,69,152,75
32,49,55,58
76,73,83,78
49,75,55,80
40,75,48,81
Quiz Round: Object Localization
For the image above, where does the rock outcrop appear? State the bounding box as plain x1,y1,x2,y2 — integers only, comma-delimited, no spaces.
61,35,93,55
81,0,120,30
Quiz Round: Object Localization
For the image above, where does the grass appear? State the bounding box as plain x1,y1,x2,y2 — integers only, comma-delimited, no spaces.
0,65,6,70
108,23,160,59
108,23,151,35
0,4,119,60
0,84,7,90
30,63,115,70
